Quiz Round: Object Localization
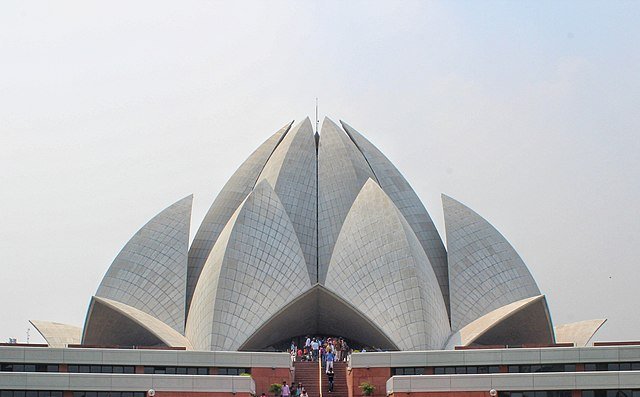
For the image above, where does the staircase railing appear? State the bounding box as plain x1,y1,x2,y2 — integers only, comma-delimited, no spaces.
318,359,323,397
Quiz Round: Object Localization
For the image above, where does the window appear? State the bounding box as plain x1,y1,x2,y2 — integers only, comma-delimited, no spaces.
582,390,640,397
0,363,59,372
217,367,250,375
391,367,425,376
0,392,62,397
584,363,640,372
508,364,576,373
72,392,145,397
432,366,500,375
68,365,135,374
143,366,210,375
499,391,571,397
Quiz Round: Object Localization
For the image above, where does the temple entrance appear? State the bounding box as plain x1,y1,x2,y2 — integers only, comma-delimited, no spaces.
238,285,399,351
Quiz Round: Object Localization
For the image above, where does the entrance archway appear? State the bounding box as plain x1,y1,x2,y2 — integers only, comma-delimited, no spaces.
238,285,399,351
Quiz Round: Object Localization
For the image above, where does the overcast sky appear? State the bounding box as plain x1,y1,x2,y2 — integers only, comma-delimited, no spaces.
1,1,639,344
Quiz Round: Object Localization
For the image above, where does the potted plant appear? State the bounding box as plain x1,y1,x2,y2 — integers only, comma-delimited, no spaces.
269,383,283,397
359,382,375,396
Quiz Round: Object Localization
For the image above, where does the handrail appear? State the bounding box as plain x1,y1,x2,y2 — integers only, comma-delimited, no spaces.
318,359,323,397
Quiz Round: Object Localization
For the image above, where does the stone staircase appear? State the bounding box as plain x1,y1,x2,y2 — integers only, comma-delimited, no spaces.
294,361,320,397
321,362,348,397
293,361,348,397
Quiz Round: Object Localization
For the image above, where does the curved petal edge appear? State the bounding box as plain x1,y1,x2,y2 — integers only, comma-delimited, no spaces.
82,296,192,349
445,295,554,349
443,194,541,331
29,320,81,348
326,179,451,350
555,319,607,347
96,195,192,333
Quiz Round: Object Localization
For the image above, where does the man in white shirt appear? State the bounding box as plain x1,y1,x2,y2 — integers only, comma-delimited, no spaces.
311,339,320,362
282,381,291,397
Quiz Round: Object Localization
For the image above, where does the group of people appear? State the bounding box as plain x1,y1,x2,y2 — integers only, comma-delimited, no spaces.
273,381,308,397
289,336,350,365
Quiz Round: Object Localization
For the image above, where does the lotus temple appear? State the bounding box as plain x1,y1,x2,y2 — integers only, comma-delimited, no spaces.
2,118,638,397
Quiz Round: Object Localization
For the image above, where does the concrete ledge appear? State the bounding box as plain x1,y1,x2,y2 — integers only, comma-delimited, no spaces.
0,347,289,368
0,373,255,394
386,372,640,394
351,346,640,369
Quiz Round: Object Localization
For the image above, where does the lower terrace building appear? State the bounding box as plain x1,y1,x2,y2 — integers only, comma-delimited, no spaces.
2,343,640,397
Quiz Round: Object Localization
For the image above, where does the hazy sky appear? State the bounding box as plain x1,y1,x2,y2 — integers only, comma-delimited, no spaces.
1,1,639,344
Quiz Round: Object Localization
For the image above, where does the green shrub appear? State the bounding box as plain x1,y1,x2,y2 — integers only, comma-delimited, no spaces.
269,383,283,396
359,382,375,396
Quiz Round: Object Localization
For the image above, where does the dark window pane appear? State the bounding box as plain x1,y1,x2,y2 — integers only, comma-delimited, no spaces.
166,367,176,374
124,366,135,374
565,364,576,372
90,365,101,373
97,392,108,397
585,364,596,371
187,367,197,375
607,391,618,397
466,366,477,374
455,367,466,374
198,367,209,375
144,367,154,374
508,366,519,373
122,392,133,397
51,393,62,397
620,363,632,371
597,363,608,371
176,367,187,375
632,391,640,397
477,366,488,374
594,390,607,397
134,392,145,397
445,367,455,374
48,365,59,372
113,366,123,373
534,391,547,397
86,392,97,397
14,392,25,397
25,364,36,372
406,368,415,375
26,391,37,397
608,363,620,371
79,365,90,373
489,366,500,373
434,367,444,375
38,391,50,397
1,391,12,397
512,393,523,397
102,366,112,373
415,367,425,375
